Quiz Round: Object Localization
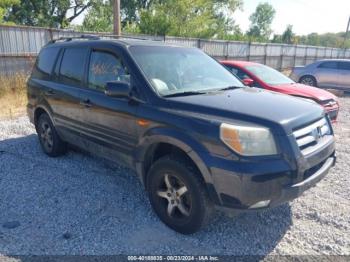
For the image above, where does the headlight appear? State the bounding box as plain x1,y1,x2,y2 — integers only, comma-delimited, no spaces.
220,123,277,156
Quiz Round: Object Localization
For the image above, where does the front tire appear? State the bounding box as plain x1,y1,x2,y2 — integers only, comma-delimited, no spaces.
299,75,317,87
36,113,67,157
147,156,214,234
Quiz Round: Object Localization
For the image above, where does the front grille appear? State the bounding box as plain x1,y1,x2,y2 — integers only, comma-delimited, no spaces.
293,117,332,155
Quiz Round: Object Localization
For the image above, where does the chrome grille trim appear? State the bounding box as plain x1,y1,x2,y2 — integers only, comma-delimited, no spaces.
293,117,332,155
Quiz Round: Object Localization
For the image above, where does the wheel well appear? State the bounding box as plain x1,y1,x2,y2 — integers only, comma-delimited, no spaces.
299,75,316,82
143,143,203,187
34,107,48,127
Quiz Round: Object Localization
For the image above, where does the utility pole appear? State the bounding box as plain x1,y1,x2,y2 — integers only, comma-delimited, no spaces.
343,16,350,48
113,0,121,36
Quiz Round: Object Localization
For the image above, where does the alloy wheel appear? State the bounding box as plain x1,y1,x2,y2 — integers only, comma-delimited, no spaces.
156,173,192,218
301,77,315,86
40,121,53,152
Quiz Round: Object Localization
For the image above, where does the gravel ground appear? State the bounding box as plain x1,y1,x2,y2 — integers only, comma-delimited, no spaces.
0,96,349,257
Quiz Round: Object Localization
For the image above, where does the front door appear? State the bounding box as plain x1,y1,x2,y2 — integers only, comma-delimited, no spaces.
314,61,340,88
78,48,138,167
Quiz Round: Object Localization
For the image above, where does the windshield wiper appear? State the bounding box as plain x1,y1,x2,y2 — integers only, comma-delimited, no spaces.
217,85,242,91
163,91,207,98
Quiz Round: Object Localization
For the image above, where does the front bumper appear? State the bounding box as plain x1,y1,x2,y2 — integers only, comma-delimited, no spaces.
210,135,336,211
269,154,335,208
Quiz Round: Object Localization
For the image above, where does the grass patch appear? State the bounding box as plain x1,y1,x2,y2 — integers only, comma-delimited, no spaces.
0,74,28,119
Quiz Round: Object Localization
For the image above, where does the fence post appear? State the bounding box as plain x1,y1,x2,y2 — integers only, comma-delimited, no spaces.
197,38,201,49
304,46,308,65
293,45,297,68
315,47,319,63
48,28,53,42
225,41,229,60
279,45,284,71
247,42,251,61
264,43,268,65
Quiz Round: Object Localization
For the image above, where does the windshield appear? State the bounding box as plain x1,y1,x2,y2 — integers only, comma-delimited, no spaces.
245,65,294,85
129,46,244,96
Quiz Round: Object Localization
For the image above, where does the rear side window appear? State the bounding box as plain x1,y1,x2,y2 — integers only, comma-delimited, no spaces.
32,47,60,79
318,61,338,69
338,62,350,70
59,48,88,86
88,50,130,91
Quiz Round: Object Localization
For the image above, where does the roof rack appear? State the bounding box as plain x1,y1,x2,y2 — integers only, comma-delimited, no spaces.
48,34,164,45
100,34,163,41
48,34,100,44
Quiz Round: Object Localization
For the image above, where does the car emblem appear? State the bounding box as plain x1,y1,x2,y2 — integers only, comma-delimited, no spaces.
312,127,323,142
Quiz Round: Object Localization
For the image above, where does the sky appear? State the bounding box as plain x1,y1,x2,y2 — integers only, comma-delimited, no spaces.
71,0,350,35
234,0,350,35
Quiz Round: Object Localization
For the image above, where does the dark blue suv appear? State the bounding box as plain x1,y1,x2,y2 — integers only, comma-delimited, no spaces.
27,36,336,234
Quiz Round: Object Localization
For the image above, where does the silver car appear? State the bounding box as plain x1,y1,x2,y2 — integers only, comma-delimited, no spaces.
290,59,350,90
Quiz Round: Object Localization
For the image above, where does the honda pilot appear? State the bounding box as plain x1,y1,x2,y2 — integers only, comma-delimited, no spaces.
27,36,336,234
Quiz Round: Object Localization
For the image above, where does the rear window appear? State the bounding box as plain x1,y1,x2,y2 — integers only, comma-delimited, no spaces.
59,48,88,86
32,47,60,79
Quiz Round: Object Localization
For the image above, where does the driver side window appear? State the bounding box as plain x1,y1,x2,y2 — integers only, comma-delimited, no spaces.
229,67,250,80
88,50,130,91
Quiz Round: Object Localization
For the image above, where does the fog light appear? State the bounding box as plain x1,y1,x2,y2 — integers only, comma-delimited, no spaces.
249,200,271,209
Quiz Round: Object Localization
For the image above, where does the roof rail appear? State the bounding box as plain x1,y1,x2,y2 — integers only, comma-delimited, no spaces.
99,34,163,41
48,34,163,45
48,34,100,44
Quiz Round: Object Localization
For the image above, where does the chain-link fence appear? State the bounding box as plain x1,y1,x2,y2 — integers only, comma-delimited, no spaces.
1,24,350,76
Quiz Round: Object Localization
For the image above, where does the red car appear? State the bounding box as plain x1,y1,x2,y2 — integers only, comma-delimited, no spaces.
221,61,339,122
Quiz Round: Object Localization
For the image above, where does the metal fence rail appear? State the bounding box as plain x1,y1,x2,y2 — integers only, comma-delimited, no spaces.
1,24,350,76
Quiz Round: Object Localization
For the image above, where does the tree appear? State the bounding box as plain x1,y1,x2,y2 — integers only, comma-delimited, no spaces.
132,0,243,37
0,0,19,24
120,0,156,26
281,24,294,44
81,0,157,32
81,0,243,38
81,0,113,32
247,2,275,41
5,0,95,28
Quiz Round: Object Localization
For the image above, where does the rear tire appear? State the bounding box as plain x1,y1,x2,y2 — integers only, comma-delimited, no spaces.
299,75,317,87
147,156,214,234
36,113,67,157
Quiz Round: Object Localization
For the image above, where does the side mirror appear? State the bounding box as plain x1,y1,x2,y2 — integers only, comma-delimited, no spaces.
105,81,131,98
243,78,254,87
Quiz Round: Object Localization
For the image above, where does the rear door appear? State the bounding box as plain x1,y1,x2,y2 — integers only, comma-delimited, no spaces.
49,46,89,142
77,47,138,167
337,61,350,90
313,61,340,88
28,46,60,119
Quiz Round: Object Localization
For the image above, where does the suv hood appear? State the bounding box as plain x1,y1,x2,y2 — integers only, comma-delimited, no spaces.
165,87,324,134
270,83,338,102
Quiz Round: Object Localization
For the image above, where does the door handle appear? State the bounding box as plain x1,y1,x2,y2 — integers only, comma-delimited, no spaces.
80,99,92,108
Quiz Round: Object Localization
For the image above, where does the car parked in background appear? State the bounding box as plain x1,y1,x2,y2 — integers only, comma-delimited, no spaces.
221,60,339,122
290,59,350,90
